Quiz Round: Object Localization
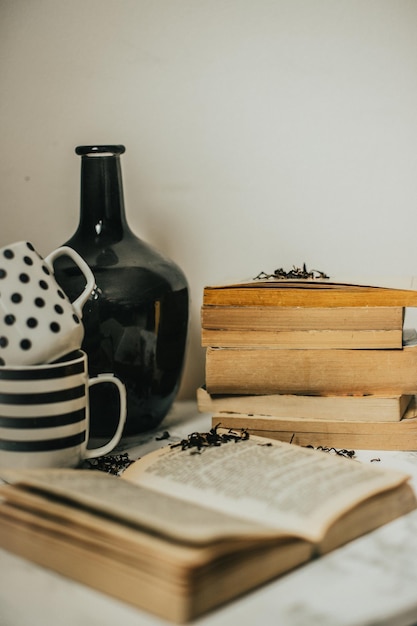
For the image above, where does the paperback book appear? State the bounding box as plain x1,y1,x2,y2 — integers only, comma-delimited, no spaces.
0,432,415,622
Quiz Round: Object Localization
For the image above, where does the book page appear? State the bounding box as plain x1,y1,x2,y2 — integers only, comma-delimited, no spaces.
0,468,280,545
123,435,410,542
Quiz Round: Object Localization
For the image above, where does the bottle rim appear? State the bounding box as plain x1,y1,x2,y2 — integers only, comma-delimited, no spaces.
75,145,126,156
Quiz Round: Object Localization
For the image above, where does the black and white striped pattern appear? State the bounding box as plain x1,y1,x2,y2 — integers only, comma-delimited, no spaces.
0,351,88,467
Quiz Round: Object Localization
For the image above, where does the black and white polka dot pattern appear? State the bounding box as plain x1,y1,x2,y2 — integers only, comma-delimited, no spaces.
0,242,83,366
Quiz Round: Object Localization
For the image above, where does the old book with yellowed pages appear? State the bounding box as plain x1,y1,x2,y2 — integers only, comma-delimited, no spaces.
210,412,417,451
201,327,404,349
201,306,405,331
202,277,417,308
197,386,414,422
204,343,417,396
0,433,416,622
201,306,405,349
203,276,417,307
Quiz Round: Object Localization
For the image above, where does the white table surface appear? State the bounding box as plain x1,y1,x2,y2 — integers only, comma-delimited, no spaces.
2,400,417,626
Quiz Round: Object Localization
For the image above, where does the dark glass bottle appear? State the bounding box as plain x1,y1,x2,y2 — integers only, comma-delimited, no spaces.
54,145,189,441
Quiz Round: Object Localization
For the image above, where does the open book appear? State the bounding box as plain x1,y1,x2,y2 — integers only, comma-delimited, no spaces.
0,432,415,623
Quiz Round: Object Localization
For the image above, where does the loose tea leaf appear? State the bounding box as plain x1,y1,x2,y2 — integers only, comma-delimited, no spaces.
156,431,170,441
305,445,356,459
254,263,329,280
83,453,135,475
171,424,249,452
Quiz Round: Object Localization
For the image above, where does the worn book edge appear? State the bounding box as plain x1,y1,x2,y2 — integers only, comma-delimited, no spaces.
204,276,417,291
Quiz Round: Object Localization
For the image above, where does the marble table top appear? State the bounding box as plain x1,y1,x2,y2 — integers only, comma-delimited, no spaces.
2,401,417,626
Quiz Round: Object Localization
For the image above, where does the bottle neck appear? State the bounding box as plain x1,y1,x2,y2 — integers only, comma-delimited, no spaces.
77,153,129,243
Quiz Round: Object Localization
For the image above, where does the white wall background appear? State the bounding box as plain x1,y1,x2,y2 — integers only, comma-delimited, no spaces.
1,0,417,399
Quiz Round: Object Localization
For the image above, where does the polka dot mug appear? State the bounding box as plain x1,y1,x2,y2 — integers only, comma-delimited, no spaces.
0,241,95,366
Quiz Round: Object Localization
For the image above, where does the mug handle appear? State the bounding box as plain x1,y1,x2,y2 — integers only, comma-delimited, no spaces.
83,373,127,459
45,246,96,317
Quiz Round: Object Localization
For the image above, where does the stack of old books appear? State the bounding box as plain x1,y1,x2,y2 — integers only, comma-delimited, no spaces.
198,273,417,450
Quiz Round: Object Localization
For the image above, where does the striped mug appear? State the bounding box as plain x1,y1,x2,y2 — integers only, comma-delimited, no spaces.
0,350,126,469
